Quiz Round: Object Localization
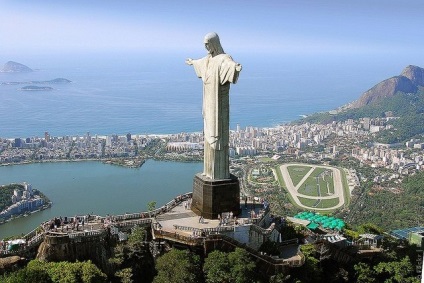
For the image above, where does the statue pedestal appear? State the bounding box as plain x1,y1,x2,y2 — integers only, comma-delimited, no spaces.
191,173,240,219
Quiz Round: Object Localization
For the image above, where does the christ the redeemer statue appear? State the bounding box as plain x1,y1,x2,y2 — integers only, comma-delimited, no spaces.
186,32,242,180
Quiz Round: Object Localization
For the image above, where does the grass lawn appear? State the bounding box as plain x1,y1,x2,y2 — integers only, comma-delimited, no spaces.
287,165,312,187
297,168,335,197
314,198,340,209
298,196,320,207
298,196,340,209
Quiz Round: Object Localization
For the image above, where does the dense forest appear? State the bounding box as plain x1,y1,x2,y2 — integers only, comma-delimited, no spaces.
1,260,107,283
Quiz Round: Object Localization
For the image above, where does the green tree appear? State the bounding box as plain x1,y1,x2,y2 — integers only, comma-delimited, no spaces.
147,201,157,212
290,244,322,283
269,273,291,283
128,226,147,244
354,262,376,283
374,256,418,283
115,267,133,283
79,261,108,283
21,260,52,283
228,248,257,283
203,250,231,283
153,249,201,283
47,261,80,283
358,223,384,235
203,248,257,283
110,227,155,283
0,184,24,211
1,259,51,283
1,260,107,283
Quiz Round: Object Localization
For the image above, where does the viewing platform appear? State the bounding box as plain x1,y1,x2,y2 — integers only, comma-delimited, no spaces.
0,193,304,275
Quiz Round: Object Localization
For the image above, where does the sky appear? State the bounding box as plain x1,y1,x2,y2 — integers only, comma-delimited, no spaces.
1,0,424,58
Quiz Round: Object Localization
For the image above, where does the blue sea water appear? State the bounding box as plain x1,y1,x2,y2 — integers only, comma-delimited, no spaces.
0,51,413,138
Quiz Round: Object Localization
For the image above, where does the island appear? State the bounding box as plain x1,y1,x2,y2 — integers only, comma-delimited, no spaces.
21,86,54,91
46,78,72,84
1,78,72,85
0,61,33,73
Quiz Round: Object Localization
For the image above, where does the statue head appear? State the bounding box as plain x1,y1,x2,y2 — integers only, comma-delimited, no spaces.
204,32,224,56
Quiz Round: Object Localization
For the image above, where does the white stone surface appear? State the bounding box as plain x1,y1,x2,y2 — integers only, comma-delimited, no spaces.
186,32,241,180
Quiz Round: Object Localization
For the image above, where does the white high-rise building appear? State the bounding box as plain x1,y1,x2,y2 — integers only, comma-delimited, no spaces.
24,182,33,195
106,136,112,147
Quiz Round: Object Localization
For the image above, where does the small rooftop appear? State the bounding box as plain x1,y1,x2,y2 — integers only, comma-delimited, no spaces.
389,226,424,240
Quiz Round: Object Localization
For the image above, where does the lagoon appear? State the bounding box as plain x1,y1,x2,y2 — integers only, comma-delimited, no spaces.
0,160,202,239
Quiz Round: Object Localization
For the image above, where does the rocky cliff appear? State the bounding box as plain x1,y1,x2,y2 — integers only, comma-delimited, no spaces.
0,61,33,72
401,64,424,85
0,256,25,275
36,232,115,274
351,65,424,108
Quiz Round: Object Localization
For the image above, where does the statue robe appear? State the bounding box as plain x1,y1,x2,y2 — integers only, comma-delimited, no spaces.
191,53,240,180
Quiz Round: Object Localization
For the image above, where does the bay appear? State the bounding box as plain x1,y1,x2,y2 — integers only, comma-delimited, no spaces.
0,160,202,239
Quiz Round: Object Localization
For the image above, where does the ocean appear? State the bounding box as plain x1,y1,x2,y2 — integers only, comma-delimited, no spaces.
0,51,412,138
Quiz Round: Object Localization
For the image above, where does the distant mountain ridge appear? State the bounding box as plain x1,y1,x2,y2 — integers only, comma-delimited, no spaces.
350,65,424,108
0,61,33,73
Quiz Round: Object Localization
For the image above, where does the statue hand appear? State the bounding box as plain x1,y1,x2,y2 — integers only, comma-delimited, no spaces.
235,63,242,72
185,58,193,65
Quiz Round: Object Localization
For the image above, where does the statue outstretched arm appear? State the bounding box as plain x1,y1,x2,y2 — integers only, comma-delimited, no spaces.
185,58,193,65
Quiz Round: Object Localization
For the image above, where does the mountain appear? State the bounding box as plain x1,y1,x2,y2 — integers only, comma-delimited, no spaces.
298,65,424,143
0,61,33,73
350,65,424,108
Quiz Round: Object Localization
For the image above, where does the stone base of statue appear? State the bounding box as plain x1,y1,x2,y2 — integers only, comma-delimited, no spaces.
191,173,240,219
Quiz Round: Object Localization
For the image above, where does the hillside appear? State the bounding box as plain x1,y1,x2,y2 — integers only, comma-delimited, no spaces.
298,65,424,143
350,65,424,108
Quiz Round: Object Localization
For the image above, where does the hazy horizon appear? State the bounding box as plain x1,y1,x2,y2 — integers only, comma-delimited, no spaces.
2,1,423,56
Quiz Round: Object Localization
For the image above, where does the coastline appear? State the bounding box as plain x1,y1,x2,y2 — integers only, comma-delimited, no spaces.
0,202,52,226
0,157,144,168
0,153,203,168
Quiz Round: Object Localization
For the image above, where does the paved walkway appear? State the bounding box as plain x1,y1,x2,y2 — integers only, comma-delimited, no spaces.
155,200,266,237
